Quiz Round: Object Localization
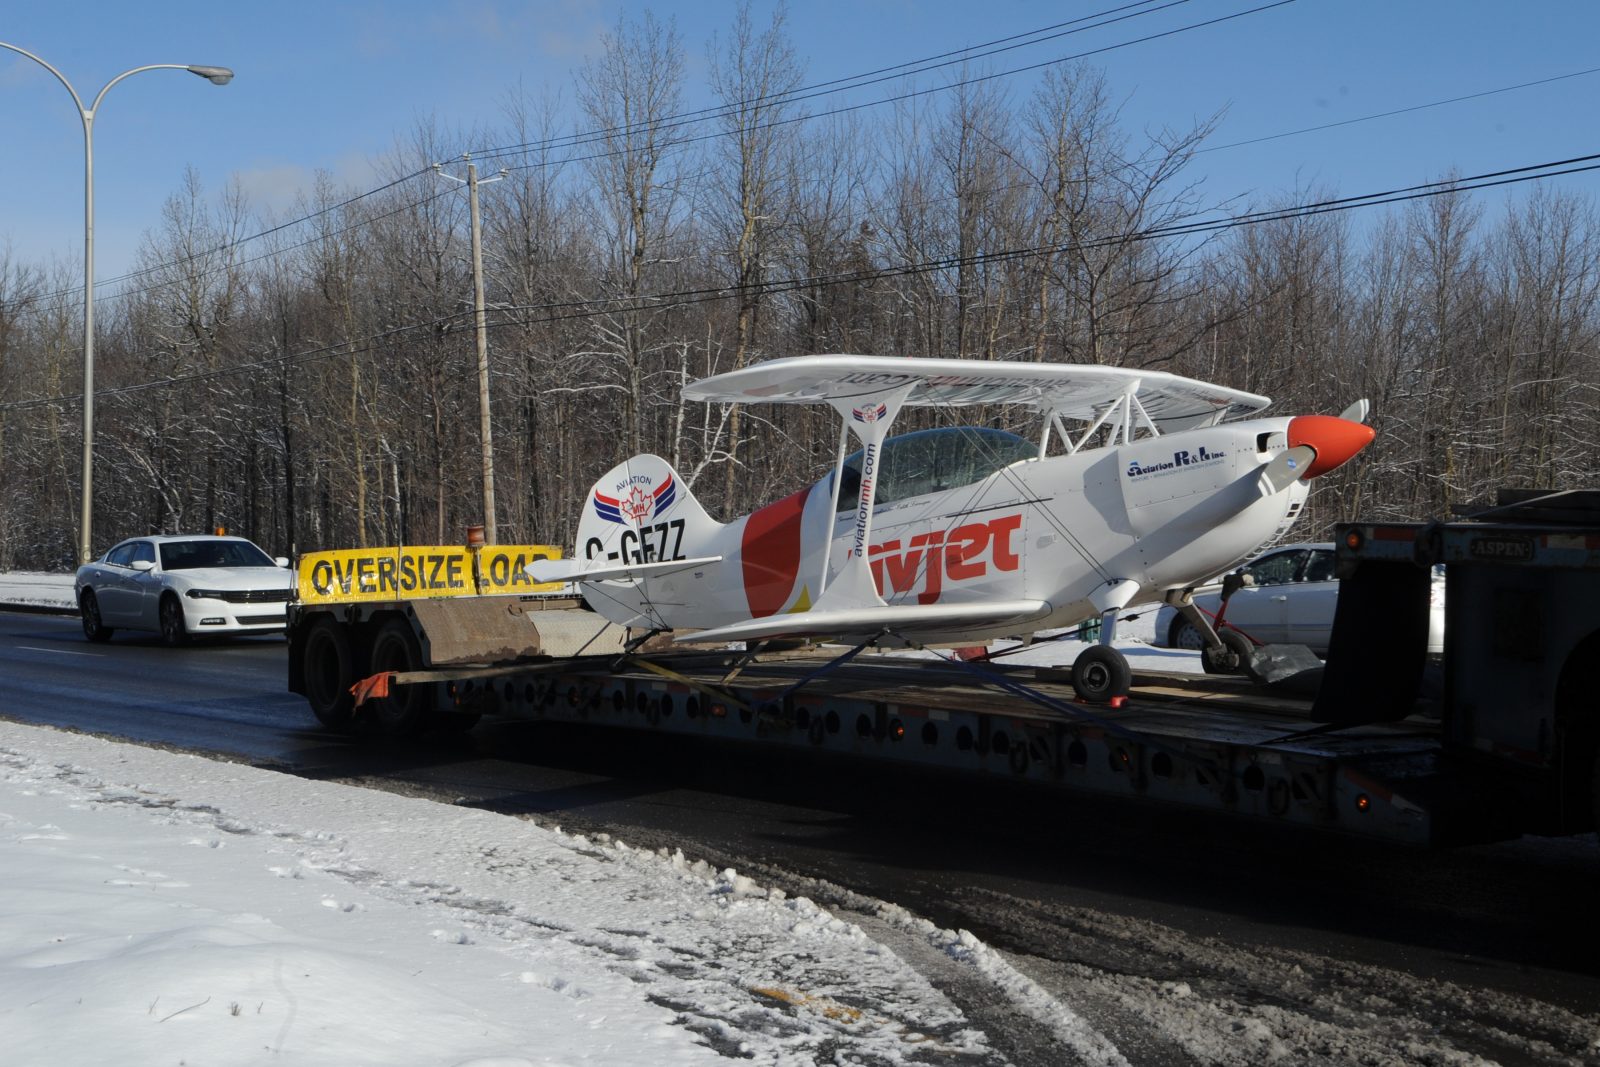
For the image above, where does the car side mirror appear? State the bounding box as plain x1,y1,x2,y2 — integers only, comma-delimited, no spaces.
1219,569,1253,602
131,560,155,573
274,557,290,568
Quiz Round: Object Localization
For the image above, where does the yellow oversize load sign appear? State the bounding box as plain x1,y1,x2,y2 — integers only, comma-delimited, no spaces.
296,544,565,604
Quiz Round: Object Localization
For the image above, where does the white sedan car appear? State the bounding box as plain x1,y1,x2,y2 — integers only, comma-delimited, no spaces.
75,534,294,645
1153,542,1445,658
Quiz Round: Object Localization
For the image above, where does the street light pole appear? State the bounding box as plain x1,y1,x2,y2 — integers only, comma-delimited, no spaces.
0,42,232,565
435,154,507,544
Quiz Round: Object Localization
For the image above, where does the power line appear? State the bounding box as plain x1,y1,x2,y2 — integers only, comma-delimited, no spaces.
6,150,1594,414
35,2,1177,307
489,0,1298,180
32,0,1254,310
470,0,1201,164
1200,65,1600,154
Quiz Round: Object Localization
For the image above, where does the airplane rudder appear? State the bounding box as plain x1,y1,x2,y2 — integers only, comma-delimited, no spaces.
575,454,719,553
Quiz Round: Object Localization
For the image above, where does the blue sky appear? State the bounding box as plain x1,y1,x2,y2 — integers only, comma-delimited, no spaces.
2,0,1597,281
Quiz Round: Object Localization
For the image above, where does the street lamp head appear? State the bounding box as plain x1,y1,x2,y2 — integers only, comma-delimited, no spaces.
187,65,233,85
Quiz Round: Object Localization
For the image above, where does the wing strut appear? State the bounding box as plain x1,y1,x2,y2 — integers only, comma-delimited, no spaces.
816,416,852,598
810,382,916,614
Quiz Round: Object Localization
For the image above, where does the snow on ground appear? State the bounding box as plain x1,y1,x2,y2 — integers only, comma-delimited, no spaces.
1,719,1028,1066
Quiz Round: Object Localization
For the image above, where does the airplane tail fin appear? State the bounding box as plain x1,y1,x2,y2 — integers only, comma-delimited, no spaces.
573,454,721,567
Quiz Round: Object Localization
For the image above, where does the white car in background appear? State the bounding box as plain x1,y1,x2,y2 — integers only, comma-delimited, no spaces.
75,534,293,645
1152,542,1445,658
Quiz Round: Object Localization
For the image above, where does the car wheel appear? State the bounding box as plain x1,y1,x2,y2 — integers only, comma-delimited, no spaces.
1071,645,1132,703
1202,630,1254,675
80,590,114,643
1170,617,1206,651
159,595,189,647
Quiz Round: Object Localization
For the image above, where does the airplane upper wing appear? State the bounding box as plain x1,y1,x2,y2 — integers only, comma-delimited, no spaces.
675,599,1053,646
682,354,1270,432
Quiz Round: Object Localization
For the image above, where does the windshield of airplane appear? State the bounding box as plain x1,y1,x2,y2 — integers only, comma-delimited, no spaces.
833,427,1036,511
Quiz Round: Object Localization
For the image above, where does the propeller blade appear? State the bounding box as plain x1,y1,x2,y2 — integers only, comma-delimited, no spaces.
1259,445,1317,494
1338,398,1370,424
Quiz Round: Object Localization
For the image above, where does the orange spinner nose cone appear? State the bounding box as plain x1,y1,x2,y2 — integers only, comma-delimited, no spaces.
1287,415,1375,479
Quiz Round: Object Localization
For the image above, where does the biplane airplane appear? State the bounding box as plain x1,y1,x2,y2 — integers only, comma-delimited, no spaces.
529,355,1373,702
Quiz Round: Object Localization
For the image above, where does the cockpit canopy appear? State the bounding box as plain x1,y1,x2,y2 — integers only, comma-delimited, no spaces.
832,426,1036,511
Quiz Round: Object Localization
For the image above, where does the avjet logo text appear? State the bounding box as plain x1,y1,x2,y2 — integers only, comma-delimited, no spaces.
868,514,1021,604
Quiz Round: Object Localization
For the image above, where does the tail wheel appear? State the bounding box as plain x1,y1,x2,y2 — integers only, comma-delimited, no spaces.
367,620,432,738
1202,630,1254,675
159,595,189,647
303,618,357,732
80,590,114,642
1072,645,1132,703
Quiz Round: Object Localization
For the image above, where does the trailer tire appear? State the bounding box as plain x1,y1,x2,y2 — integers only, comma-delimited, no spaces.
366,620,431,738
1072,645,1132,703
303,619,357,732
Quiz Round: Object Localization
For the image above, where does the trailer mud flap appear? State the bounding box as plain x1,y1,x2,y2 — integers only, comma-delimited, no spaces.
1310,560,1430,724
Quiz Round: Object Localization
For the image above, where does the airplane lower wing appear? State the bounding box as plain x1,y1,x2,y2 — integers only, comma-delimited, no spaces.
527,555,723,585
675,599,1052,645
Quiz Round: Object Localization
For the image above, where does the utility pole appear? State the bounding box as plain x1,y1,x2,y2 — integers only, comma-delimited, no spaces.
435,154,506,542
1,42,232,564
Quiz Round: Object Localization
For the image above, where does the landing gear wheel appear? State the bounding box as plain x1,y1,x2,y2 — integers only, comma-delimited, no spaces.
80,590,114,643
303,618,358,732
1202,630,1254,676
367,620,431,738
1072,645,1132,704
159,595,189,647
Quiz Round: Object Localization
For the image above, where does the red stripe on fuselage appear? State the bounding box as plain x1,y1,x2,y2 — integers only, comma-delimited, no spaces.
741,486,811,618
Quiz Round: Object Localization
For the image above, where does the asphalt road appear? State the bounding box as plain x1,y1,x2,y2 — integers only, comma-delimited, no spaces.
4,608,1598,1065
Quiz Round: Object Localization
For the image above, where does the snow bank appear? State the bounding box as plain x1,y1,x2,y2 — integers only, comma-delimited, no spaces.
0,720,1037,1066
0,572,75,611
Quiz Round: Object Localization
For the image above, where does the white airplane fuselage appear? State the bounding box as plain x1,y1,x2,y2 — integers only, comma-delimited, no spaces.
576,414,1314,642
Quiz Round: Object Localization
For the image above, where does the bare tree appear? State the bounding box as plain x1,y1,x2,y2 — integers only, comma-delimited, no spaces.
706,1,803,502
576,10,687,461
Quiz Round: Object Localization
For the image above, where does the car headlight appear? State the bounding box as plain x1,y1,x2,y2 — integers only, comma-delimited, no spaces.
185,589,225,600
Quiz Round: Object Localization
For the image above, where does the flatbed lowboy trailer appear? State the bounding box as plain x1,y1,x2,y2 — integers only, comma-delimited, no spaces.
287,489,1600,847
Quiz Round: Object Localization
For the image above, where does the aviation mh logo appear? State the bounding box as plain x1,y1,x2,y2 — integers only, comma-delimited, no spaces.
852,403,888,423
594,472,677,525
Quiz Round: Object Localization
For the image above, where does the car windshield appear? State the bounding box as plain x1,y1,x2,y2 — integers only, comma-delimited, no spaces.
159,540,275,570
1243,550,1307,586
